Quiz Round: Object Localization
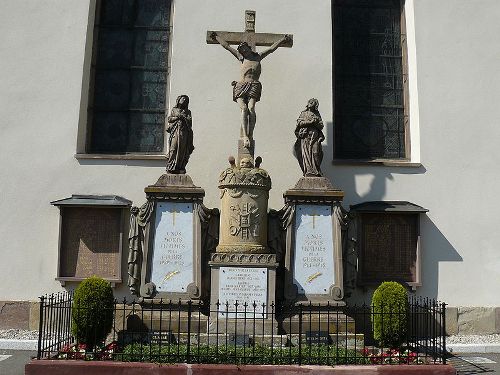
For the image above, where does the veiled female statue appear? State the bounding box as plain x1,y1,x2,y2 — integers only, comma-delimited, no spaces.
294,98,325,177
166,95,194,174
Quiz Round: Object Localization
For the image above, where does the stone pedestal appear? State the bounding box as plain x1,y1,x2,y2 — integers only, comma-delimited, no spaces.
128,174,218,303
282,177,346,305
209,159,276,333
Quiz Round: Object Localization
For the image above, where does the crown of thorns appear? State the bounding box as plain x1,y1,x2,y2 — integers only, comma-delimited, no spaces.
237,42,251,50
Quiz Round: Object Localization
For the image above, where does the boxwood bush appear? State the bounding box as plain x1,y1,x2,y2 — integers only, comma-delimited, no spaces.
71,276,114,349
371,281,408,348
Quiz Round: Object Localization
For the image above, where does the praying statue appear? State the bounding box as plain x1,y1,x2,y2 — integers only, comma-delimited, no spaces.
166,95,194,174
210,31,291,148
294,98,325,177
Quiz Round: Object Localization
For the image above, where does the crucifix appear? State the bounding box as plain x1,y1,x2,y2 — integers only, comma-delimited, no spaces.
207,10,293,161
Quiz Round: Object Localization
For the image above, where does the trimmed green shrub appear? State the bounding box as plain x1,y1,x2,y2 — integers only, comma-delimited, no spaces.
371,281,408,348
71,276,114,349
121,343,370,365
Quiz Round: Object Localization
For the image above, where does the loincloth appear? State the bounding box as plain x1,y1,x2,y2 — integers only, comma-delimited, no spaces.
232,80,262,102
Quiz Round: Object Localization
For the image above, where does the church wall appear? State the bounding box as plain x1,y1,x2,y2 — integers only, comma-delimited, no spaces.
0,0,499,318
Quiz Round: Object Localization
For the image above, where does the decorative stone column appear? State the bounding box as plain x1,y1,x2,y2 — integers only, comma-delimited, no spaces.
216,157,271,253
209,158,277,334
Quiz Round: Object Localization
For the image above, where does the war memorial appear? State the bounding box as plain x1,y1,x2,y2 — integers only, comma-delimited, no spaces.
24,7,460,374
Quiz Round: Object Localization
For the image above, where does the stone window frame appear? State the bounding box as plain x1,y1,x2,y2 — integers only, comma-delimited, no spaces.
332,0,421,167
350,201,427,290
75,0,174,161
51,195,131,287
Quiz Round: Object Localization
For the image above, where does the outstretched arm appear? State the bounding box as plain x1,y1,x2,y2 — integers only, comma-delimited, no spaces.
210,32,241,61
260,34,291,59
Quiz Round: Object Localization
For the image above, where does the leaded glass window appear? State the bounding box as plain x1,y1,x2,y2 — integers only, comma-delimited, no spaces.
334,0,408,159
89,0,171,153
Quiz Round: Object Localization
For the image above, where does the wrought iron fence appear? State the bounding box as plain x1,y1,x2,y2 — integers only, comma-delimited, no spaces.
37,293,446,365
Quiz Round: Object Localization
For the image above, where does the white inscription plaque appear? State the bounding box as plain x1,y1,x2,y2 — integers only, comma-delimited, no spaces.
151,202,194,293
293,204,335,295
219,267,267,317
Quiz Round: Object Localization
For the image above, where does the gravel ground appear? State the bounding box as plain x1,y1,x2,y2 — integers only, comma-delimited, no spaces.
447,334,500,344
2,329,500,346
0,330,38,340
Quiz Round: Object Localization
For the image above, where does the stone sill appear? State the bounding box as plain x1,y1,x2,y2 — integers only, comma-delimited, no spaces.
75,153,167,160
332,159,422,167
56,277,121,287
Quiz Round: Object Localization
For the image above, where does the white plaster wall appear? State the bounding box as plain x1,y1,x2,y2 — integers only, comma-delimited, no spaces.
0,0,499,306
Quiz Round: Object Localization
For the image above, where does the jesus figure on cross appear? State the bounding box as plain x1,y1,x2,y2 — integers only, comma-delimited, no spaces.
210,31,291,148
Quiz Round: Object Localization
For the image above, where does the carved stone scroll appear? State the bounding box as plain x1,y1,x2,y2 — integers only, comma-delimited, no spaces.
127,201,154,295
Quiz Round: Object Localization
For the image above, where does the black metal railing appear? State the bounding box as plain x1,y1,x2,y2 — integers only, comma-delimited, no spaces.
37,294,446,365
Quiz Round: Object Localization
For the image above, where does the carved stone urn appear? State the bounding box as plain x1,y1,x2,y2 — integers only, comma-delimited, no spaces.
216,157,271,253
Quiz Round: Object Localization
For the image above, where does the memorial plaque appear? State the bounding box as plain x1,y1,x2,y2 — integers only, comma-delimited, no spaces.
151,202,194,293
293,205,335,295
59,207,121,280
360,213,417,284
306,331,331,345
218,267,268,317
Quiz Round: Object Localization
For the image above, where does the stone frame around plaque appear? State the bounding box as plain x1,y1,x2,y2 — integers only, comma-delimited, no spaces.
51,195,131,287
283,183,346,305
134,174,209,303
139,200,203,301
208,253,278,319
349,201,428,290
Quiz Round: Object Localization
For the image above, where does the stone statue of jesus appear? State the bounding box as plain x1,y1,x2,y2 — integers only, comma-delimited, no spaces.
210,32,291,147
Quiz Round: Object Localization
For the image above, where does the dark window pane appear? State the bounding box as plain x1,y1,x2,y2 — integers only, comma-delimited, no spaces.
334,0,407,159
93,70,131,109
99,0,135,26
91,112,128,153
134,31,169,68
89,0,170,153
128,113,165,152
136,0,170,27
129,70,167,110
96,30,134,67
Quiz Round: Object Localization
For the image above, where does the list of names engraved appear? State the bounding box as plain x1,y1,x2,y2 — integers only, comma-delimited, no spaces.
219,267,267,317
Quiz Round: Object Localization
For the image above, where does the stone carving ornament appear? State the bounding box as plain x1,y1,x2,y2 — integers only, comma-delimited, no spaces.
166,95,194,174
294,98,325,177
127,201,154,294
218,157,272,192
217,157,272,253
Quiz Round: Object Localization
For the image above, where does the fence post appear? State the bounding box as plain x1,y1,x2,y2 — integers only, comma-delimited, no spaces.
187,300,192,363
298,304,302,366
442,302,447,364
36,296,45,360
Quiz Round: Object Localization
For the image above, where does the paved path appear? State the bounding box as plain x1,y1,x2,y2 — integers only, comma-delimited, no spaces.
449,353,500,374
0,349,36,375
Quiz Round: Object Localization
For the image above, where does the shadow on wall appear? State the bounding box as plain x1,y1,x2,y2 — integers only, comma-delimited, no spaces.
319,135,462,302
417,215,462,300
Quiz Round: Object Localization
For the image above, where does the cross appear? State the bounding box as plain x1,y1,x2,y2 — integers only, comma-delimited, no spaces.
311,210,318,230
171,205,180,227
206,10,293,52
